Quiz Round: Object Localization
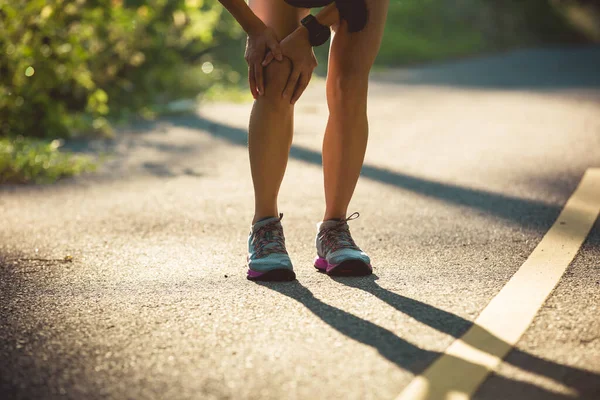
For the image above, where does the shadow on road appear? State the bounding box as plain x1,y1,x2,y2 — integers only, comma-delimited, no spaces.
258,277,600,399
370,46,600,91
169,114,561,232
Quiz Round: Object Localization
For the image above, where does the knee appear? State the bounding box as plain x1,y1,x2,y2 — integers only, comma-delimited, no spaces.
326,69,369,112
261,57,293,107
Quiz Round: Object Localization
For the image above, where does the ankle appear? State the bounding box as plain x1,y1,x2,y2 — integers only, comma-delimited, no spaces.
323,213,346,222
253,209,279,224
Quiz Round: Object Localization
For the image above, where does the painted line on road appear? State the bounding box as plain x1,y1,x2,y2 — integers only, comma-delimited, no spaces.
397,168,600,400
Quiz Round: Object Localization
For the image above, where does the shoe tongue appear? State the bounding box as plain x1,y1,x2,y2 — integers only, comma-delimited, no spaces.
252,216,280,230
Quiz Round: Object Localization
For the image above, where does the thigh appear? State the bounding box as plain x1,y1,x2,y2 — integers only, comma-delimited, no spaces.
328,0,389,75
249,0,309,40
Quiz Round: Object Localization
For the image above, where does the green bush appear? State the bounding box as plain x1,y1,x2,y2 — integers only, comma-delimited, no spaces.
0,0,590,144
0,0,243,140
375,0,587,66
375,0,486,65
0,137,96,183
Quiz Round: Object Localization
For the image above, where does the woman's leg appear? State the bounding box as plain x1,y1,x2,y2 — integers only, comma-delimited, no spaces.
248,0,308,224
322,0,389,221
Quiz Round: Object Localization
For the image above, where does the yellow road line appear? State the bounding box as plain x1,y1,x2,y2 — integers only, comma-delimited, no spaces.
397,168,600,400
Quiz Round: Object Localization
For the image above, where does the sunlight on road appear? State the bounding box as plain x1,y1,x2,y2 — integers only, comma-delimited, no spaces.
397,169,600,399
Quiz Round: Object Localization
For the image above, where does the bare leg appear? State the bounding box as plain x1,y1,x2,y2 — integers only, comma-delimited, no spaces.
248,0,308,224
249,59,294,223
322,0,389,221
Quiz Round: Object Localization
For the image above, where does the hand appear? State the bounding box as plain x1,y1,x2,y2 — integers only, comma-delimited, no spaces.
262,27,317,104
245,26,283,98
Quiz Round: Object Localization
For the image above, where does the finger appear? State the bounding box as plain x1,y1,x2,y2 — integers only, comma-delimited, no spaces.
254,62,264,96
267,37,283,61
282,70,301,100
248,64,257,98
262,52,274,67
291,73,311,104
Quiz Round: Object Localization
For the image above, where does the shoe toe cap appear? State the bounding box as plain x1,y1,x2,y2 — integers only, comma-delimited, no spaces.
328,249,370,266
248,254,293,272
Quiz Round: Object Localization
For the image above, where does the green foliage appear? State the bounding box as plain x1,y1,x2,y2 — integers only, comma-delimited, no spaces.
375,0,586,66
0,0,591,146
0,137,97,184
376,0,485,65
0,0,243,140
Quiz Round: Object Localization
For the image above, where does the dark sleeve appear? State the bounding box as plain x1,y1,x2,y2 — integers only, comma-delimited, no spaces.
284,0,368,33
335,0,368,32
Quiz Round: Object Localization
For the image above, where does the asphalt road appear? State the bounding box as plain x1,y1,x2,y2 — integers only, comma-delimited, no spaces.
1,46,600,400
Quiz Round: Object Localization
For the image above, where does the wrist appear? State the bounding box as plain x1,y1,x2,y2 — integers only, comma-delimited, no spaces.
298,25,310,41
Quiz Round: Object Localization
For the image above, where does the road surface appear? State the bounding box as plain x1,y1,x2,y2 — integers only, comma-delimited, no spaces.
1,46,600,399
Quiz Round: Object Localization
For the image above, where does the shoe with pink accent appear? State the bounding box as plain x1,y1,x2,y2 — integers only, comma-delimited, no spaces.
314,212,372,276
247,214,296,281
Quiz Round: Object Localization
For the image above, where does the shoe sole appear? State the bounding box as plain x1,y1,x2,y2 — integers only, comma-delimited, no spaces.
247,268,296,282
314,257,372,277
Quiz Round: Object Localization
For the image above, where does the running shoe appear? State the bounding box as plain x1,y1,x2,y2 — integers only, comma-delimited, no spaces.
314,212,372,276
247,213,296,281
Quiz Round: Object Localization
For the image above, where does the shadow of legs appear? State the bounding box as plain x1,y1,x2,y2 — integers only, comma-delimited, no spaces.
332,274,600,398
